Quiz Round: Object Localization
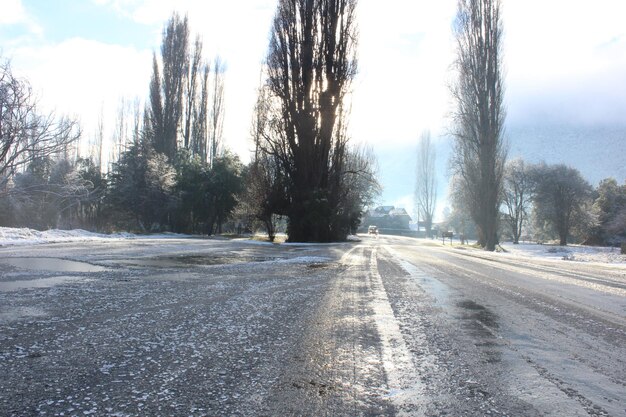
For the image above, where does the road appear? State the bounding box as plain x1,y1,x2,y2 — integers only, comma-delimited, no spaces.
0,235,625,416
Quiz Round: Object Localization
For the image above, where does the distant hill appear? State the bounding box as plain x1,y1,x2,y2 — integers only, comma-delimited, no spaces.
374,123,626,211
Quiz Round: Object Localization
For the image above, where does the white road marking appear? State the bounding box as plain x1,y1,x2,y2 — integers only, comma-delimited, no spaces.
368,246,428,416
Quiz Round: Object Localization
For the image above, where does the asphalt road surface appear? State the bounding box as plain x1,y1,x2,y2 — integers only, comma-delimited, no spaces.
0,235,625,416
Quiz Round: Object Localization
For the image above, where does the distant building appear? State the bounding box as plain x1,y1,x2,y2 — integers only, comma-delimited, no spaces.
361,206,413,235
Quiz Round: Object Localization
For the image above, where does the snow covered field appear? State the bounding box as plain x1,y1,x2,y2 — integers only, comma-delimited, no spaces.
0,227,183,247
500,241,626,264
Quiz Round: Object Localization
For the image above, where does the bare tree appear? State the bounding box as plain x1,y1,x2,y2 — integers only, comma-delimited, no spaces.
414,130,437,237
243,79,288,241
182,36,203,151
208,57,225,167
502,158,532,244
162,13,189,158
263,0,358,242
110,98,130,166
0,59,80,193
148,53,164,153
87,104,104,173
97,107,105,172
447,173,476,239
341,144,381,234
249,76,377,241
131,97,142,145
243,151,287,242
149,12,189,159
192,62,210,162
450,0,507,251
531,164,593,246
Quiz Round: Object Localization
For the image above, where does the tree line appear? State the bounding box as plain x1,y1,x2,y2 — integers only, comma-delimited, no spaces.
446,0,624,249
0,4,379,241
446,159,626,247
2,0,621,246
0,14,239,235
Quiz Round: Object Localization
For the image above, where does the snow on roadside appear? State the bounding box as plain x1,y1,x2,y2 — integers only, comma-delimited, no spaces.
500,242,625,264
244,233,360,246
1,227,358,249
0,227,191,247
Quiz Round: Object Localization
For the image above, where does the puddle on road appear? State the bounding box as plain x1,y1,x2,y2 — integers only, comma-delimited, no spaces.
457,300,499,329
0,276,87,292
110,255,280,268
1,257,106,273
457,300,502,364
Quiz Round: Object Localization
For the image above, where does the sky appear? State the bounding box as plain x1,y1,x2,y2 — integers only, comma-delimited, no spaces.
2,0,626,217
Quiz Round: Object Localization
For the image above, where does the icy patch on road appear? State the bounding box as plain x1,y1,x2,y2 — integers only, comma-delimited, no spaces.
1,257,106,273
240,239,274,246
0,276,87,292
274,256,331,264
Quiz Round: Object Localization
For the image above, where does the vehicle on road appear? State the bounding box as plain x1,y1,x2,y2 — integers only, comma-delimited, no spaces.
368,225,379,235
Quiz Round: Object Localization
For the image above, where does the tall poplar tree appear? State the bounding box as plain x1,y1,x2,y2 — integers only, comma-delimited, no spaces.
451,0,507,251
414,131,437,238
263,0,358,242
149,12,189,160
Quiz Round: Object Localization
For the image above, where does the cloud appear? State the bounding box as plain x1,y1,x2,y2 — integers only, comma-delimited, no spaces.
11,38,152,148
0,0,28,24
89,0,460,151
5,0,626,180
392,193,415,214
0,0,43,35
88,0,277,158
350,1,458,147
502,0,626,126
504,0,626,80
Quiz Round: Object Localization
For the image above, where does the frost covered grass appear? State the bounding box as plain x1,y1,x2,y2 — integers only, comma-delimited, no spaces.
358,234,626,265
0,227,192,247
249,233,359,246
1,227,359,248
250,233,288,244
5,226,620,265
500,242,625,264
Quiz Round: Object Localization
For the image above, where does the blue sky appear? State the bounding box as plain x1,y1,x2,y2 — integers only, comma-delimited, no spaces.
2,0,626,217
8,1,153,48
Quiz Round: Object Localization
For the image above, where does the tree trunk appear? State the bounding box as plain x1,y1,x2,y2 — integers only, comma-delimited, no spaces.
264,219,275,242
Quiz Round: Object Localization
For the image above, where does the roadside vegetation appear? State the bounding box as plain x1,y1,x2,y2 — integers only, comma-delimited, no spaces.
0,4,379,241
0,0,622,248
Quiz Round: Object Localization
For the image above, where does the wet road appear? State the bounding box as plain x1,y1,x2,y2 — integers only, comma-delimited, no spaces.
0,235,625,416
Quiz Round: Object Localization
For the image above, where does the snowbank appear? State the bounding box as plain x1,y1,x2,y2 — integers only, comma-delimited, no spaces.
0,227,134,246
